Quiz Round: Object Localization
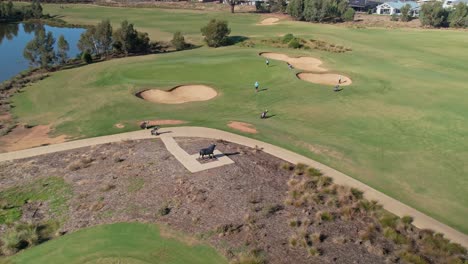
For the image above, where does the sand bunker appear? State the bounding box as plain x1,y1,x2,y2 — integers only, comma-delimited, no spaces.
228,121,258,134
258,18,279,25
297,73,352,86
260,52,327,72
0,124,67,153
137,85,217,104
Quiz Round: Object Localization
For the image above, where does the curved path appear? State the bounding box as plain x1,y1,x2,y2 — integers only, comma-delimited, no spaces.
0,126,467,247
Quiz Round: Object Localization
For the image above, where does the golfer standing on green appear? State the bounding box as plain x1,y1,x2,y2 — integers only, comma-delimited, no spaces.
255,81,259,92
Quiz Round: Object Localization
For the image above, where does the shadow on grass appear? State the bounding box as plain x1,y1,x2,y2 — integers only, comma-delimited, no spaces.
227,36,249,46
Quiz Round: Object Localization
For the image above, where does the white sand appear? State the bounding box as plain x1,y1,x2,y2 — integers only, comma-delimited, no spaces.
139,85,217,104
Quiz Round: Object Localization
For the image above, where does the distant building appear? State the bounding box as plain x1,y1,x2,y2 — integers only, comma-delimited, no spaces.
442,0,468,8
376,1,420,15
348,0,382,11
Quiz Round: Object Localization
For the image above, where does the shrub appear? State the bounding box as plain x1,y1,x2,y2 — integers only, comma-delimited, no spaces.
231,250,266,264
308,246,320,256
400,4,412,22
282,33,294,44
342,8,355,22
82,52,92,64
289,235,298,247
391,14,399,21
449,2,468,28
294,163,307,175
420,2,449,27
158,205,171,216
171,31,187,51
383,227,408,244
401,215,414,225
367,9,373,14
316,211,334,222
350,188,363,200
379,212,399,228
400,251,427,264
288,38,302,49
307,167,323,177
201,19,231,47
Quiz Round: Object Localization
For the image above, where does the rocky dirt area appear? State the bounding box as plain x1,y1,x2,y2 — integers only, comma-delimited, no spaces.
0,138,466,263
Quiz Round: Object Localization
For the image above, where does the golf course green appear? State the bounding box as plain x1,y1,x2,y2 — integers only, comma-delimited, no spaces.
10,4,468,234
4,223,226,264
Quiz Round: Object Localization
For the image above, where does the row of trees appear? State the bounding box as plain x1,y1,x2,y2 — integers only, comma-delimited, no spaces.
420,2,468,28
287,0,355,23
0,0,43,22
23,30,69,68
77,20,151,58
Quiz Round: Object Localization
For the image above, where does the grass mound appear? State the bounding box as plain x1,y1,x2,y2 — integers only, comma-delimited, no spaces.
6,223,227,264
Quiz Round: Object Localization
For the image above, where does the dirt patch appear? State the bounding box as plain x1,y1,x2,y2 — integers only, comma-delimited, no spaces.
136,85,217,104
0,124,67,153
257,17,279,25
0,113,10,121
260,52,327,72
114,123,125,129
297,73,352,86
227,121,258,134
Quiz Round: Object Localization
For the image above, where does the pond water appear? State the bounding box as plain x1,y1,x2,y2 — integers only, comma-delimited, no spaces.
0,22,85,83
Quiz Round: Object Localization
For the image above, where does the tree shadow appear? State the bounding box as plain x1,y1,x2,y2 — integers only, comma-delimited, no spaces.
227,36,249,46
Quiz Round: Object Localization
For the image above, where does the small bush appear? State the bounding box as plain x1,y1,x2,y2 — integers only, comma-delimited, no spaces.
282,163,295,171
308,246,320,256
391,14,399,21
401,215,414,225
400,251,427,264
81,52,92,64
231,250,266,264
306,167,323,177
342,8,355,22
350,188,363,200
171,31,187,51
289,235,298,247
316,211,334,222
379,212,399,228
288,38,302,49
282,33,294,44
383,227,408,244
289,218,301,227
158,204,171,216
294,163,307,175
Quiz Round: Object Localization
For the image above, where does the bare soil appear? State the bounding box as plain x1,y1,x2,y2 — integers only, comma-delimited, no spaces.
227,121,258,134
0,138,465,263
0,124,67,153
136,85,217,104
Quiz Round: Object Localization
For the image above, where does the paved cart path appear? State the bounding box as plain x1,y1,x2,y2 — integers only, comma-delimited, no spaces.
1,126,467,247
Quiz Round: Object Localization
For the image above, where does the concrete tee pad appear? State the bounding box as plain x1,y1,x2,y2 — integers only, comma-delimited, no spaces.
160,136,234,173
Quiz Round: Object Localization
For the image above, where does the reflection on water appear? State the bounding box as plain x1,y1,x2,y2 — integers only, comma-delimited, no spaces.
0,22,85,83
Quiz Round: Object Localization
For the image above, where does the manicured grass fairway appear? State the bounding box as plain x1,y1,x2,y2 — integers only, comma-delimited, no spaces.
12,4,468,234
6,223,227,264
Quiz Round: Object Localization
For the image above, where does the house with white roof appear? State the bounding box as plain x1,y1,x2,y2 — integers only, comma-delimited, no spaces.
376,1,420,15
442,0,468,8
